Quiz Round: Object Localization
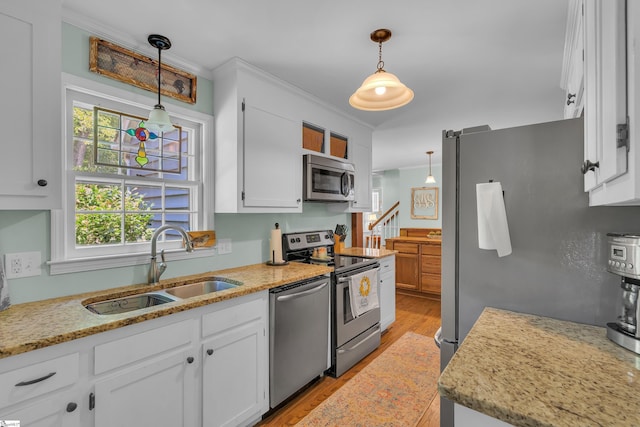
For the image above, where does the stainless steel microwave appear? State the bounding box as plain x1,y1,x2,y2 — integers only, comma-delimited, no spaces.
303,154,355,202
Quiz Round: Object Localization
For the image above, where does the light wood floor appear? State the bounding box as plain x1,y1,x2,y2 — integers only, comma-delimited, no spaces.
257,292,442,427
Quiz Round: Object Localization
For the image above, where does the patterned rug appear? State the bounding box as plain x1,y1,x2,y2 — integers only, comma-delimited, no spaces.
296,331,439,427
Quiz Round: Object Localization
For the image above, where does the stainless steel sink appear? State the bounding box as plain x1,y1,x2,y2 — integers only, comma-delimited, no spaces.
85,293,177,315
164,280,239,299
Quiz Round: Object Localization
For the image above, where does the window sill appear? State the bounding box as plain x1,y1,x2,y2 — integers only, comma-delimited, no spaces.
48,248,216,275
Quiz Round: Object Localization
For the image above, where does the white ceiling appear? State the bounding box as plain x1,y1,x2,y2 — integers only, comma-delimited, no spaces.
61,0,569,171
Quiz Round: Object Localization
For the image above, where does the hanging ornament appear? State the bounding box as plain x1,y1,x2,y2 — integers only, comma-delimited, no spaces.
126,121,158,167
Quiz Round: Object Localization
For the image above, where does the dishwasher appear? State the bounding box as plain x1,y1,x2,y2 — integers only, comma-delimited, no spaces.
269,274,330,408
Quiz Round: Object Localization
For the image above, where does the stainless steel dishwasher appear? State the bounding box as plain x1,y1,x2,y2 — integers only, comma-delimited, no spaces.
269,275,330,408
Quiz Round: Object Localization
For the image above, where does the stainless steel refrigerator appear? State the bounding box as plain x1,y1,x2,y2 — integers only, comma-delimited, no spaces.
439,117,640,426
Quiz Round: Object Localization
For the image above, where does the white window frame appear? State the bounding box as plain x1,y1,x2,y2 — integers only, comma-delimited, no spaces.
50,73,214,275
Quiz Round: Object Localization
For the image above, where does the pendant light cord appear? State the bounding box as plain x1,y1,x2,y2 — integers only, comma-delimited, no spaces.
377,42,385,72
156,46,162,107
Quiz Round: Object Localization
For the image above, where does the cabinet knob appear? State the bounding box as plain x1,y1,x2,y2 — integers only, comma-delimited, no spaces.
187,356,194,364
207,349,214,356
581,160,600,174
66,402,77,413
297,198,301,203
37,179,48,187
567,93,576,100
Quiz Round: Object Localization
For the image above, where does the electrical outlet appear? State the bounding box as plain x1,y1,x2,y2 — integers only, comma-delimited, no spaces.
5,252,42,279
217,239,232,255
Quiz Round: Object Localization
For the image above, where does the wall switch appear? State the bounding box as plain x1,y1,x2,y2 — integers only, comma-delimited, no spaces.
5,252,42,279
217,239,232,255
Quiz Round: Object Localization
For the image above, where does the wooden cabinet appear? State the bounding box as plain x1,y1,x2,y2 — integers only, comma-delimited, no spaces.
0,0,62,209
386,229,441,299
378,255,396,331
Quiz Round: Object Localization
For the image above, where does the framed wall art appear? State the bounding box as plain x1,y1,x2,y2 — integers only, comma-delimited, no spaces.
89,36,197,104
411,187,439,220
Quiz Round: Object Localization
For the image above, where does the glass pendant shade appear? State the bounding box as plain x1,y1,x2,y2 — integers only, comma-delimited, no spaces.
146,105,175,133
349,70,414,111
425,150,436,184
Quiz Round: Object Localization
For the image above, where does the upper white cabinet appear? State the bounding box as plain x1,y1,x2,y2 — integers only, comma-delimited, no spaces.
0,0,62,209
571,0,640,206
561,0,585,119
213,58,373,213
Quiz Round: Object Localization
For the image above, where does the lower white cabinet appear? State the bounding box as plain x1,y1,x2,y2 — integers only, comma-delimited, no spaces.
379,255,396,331
0,290,269,427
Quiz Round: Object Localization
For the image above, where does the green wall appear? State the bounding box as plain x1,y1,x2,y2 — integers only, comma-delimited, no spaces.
375,165,442,229
0,23,349,304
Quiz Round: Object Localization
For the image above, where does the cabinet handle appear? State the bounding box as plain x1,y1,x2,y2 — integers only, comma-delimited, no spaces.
581,160,599,174
37,179,48,187
66,402,77,413
15,371,56,386
207,349,214,356
187,356,194,364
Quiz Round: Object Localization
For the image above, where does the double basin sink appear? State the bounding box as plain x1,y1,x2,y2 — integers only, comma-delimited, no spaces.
85,278,241,316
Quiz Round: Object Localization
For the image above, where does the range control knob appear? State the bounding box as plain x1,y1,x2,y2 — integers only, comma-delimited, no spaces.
629,264,634,269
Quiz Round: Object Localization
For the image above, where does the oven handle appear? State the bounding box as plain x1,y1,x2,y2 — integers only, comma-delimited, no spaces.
276,282,328,302
337,267,380,284
337,326,380,354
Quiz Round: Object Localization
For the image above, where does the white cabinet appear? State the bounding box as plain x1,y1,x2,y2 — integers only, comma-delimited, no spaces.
92,319,198,427
350,142,373,212
582,0,628,195
201,293,268,427
379,255,396,331
0,352,81,426
561,0,585,119
213,58,303,213
0,0,62,209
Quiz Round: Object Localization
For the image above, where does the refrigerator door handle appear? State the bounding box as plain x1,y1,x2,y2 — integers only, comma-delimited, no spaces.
434,326,443,348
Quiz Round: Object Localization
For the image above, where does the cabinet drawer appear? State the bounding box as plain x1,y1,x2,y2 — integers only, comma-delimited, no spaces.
0,353,79,407
393,242,419,254
202,297,265,338
379,256,395,275
421,255,441,274
94,319,195,375
421,243,441,256
421,273,441,294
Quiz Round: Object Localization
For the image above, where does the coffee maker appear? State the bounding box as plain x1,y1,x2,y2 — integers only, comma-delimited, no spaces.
606,233,640,354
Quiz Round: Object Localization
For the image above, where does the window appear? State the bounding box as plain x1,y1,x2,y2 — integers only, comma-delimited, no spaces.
51,75,213,274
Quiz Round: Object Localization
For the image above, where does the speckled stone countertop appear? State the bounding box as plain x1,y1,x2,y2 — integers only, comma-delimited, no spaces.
0,262,332,360
438,308,640,427
335,247,397,258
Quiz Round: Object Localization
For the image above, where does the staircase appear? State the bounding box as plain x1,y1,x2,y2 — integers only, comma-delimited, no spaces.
366,201,400,249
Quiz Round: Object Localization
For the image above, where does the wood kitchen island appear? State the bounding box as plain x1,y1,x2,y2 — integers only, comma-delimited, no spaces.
385,228,441,299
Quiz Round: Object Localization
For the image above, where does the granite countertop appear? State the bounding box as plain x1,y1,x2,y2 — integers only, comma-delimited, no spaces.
0,262,332,360
438,307,640,427
335,247,397,258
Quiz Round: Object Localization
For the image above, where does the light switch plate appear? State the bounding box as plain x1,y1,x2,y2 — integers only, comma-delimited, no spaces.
217,239,232,255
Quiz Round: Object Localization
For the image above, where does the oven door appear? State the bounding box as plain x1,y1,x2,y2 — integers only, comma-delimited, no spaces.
335,266,381,348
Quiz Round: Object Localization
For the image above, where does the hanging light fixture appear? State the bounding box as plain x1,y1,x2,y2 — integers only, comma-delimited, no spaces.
349,29,414,111
425,151,436,184
145,34,175,133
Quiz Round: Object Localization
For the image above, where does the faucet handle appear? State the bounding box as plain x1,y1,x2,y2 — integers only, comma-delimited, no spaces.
160,249,166,264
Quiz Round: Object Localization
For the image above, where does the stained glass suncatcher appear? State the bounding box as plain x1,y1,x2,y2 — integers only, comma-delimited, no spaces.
93,107,183,173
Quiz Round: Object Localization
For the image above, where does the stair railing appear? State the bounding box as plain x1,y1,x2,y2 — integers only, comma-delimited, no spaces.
366,201,400,249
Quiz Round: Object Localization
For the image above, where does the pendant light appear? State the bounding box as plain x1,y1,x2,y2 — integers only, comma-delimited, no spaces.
145,34,175,133
425,151,436,184
349,29,414,111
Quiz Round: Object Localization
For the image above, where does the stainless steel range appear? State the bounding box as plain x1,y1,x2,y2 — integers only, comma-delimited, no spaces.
282,230,381,377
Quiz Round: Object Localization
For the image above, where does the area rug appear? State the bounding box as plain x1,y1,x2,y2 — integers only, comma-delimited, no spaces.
296,331,439,427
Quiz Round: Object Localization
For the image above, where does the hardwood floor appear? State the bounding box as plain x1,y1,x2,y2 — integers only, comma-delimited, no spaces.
257,293,442,427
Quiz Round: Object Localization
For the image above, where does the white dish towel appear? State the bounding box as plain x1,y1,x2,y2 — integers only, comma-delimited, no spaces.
349,268,379,318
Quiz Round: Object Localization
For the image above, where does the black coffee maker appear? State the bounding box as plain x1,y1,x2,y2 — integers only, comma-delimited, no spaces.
606,233,640,354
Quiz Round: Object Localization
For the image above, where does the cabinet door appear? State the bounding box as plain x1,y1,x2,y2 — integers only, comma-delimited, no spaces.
395,253,420,292
243,102,302,210
379,256,396,331
2,392,81,427
202,320,266,427
0,0,61,209
563,0,585,119
583,0,627,191
94,350,196,427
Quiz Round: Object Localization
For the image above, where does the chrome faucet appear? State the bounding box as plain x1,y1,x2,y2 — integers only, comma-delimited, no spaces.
148,225,194,284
